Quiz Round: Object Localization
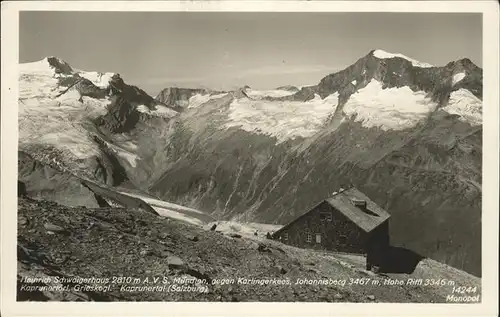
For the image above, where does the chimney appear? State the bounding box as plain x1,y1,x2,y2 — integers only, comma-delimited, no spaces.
351,198,367,209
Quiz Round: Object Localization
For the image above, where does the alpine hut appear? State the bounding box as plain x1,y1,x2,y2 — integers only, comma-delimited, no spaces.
272,187,391,270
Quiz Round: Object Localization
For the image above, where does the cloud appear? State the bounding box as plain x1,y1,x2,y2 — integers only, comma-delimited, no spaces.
138,64,337,85
238,64,338,77
136,76,209,86
133,63,341,93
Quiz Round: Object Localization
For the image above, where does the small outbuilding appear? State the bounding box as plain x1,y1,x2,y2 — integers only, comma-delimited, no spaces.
272,187,391,270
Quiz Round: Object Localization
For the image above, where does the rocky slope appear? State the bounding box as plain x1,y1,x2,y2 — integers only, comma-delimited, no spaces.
18,150,102,208
17,197,480,302
18,151,159,216
18,49,482,276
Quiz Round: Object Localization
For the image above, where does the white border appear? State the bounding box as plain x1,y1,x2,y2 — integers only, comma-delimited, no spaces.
1,1,499,317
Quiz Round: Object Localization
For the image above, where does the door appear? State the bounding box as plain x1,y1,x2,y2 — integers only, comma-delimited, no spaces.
315,234,322,244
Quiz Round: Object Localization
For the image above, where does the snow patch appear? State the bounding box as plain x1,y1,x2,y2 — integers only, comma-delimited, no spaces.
19,66,60,100
121,191,207,215
115,151,139,168
105,142,140,167
20,59,56,75
452,72,466,86
136,105,149,113
20,57,73,78
205,221,283,237
55,89,81,102
187,93,213,109
298,85,315,90
373,49,434,68
78,71,115,88
136,104,178,118
442,89,482,125
245,89,296,99
343,79,438,130
118,191,213,226
225,93,340,143
153,105,178,117
154,207,206,226
187,93,228,109
19,62,112,160
34,129,102,159
351,80,357,86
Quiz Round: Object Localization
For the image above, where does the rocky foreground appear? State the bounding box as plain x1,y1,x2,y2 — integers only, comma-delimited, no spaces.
17,197,480,302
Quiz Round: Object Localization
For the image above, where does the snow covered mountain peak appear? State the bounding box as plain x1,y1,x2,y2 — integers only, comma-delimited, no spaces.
18,56,180,183
371,49,434,68
20,56,121,91
20,56,74,76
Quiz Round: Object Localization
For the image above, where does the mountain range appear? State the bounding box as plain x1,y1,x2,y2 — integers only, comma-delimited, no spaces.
18,49,482,276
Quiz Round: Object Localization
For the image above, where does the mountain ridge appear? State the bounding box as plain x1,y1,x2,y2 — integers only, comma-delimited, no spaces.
18,49,483,276
144,50,482,275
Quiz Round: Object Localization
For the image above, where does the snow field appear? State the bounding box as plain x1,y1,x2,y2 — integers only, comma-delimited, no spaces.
245,89,296,99
136,104,178,118
452,72,466,86
187,93,228,109
118,191,214,226
343,79,438,130
19,59,112,160
442,89,482,125
373,49,434,68
77,71,115,88
225,93,340,143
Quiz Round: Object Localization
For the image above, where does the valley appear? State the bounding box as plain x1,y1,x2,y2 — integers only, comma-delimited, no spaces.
17,48,483,303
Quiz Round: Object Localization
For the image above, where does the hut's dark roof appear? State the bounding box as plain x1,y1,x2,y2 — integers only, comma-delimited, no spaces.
325,187,390,232
273,187,390,236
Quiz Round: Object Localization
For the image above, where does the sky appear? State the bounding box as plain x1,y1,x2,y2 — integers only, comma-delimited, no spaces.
20,12,482,95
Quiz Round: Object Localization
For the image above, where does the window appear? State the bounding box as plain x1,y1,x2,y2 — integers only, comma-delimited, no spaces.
306,231,312,243
283,232,288,241
338,233,348,246
316,234,322,244
320,212,331,222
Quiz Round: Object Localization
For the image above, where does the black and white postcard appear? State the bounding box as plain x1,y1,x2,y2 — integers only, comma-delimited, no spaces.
1,1,499,316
